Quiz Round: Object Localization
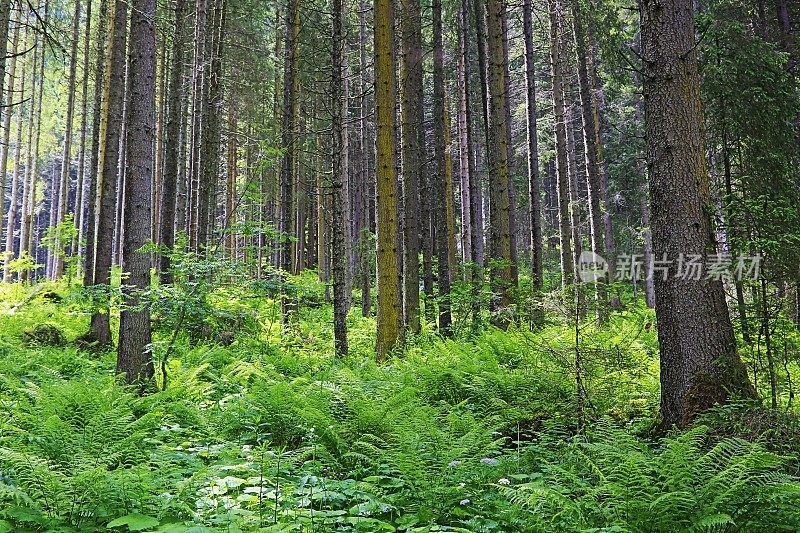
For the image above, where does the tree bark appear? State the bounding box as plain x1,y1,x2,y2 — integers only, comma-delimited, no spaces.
117,0,156,386
399,0,423,334
83,0,108,288
433,0,452,334
0,21,20,280
332,0,350,356
548,0,573,288
641,0,755,427
2,27,24,282
375,0,403,359
279,0,300,322
486,0,513,317
74,0,92,264
90,0,128,346
159,0,188,282
523,0,543,291
571,0,608,319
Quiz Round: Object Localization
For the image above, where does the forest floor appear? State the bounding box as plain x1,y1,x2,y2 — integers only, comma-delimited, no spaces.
0,278,799,532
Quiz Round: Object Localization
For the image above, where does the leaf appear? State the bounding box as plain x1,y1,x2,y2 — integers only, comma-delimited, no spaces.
107,514,160,531
0,520,11,533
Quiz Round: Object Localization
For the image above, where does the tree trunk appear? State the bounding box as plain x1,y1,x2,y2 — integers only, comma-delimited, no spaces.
20,15,44,282
375,0,403,359
523,0,543,291
457,5,473,270
548,0,573,288
399,0,423,334
51,0,83,279
486,0,513,318
83,0,108,288
0,21,20,280
0,0,10,233
279,0,300,322
188,0,208,251
74,0,92,265
640,0,755,427
2,29,25,282
571,0,608,320
332,0,350,356
433,0,452,335
358,0,372,317
159,0,188,282
117,0,156,386
90,0,128,347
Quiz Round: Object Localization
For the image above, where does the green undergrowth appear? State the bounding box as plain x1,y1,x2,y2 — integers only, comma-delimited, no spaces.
0,281,798,532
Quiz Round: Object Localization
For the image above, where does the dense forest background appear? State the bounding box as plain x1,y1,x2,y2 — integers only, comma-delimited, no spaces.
0,0,799,529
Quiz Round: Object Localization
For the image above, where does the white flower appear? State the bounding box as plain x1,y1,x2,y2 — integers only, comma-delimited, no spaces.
459,498,471,506
497,478,511,485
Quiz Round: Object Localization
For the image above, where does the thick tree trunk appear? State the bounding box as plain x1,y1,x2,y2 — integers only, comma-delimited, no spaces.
641,0,755,427
117,0,156,386
90,0,128,346
486,0,513,317
375,0,403,359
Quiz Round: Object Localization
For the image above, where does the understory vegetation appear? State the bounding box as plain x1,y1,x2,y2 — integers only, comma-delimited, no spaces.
1,276,798,532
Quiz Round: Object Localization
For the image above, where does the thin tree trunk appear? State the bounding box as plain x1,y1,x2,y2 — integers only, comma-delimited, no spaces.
0,20,20,278
90,0,128,346
74,0,92,264
548,0,573,287
358,0,372,317
571,0,608,319
83,0,108,288
188,0,208,251
50,0,83,279
19,21,40,282
433,0,452,334
279,0,300,321
523,0,543,291
0,0,12,247
2,30,25,282
457,6,473,269
159,0,188,282
332,0,350,356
